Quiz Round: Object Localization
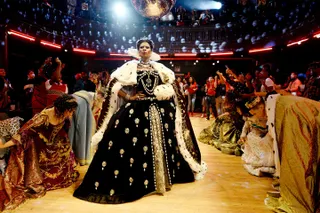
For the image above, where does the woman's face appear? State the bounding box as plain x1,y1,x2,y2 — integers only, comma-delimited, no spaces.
138,42,152,59
189,77,194,83
63,109,75,119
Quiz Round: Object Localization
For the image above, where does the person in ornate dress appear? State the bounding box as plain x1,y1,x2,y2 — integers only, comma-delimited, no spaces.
73,38,207,204
0,95,79,211
198,91,244,156
238,97,275,177
252,94,319,213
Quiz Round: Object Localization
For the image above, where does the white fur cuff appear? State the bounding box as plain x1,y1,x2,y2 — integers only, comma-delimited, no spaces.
91,130,104,147
154,84,175,100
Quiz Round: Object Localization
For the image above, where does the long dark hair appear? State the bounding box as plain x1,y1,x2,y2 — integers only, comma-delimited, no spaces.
136,38,154,51
54,94,78,118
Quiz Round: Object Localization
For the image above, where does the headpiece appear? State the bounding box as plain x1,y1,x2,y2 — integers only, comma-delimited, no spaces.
245,96,263,110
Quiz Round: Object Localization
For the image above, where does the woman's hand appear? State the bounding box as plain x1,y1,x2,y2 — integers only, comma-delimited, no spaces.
238,137,247,145
129,92,146,101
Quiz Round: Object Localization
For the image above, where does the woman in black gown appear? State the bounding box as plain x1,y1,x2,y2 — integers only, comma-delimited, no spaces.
73,38,207,204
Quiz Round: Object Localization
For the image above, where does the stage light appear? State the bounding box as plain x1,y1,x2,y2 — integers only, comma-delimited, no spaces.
110,53,127,57
210,52,233,56
313,32,320,38
249,47,272,53
114,2,127,17
214,1,222,9
175,53,197,57
212,63,215,65
7,30,35,41
185,1,222,10
73,48,96,54
40,40,61,49
287,38,309,47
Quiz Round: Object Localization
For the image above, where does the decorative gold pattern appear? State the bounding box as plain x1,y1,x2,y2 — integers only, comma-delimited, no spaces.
149,105,167,194
125,128,130,134
130,158,134,167
143,146,148,155
114,119,119,128
95,182,99,190
129,109,134,117
120,149,125,158
169,112,174,120
144,179,149,189
132,137,138,146
114,170,119,178
108,141,113,150
134,118,140,127
177,162,181,169
102,161,107,170
164,123,169,131
129,177,134,186
143,162,148,171
110,189,115,196
144,128,149,137
160,108,165,115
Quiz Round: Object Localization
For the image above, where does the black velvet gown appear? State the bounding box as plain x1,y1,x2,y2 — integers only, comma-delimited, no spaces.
73,64,195,204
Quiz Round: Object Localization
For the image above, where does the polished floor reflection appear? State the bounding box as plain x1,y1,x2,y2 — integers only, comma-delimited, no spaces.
14,115,273,213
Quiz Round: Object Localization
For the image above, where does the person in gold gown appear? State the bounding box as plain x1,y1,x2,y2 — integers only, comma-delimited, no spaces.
198,92,244,156
259,94,319,213
0,94,79,211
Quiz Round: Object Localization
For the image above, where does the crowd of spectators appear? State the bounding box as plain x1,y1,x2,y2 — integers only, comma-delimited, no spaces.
0,0,318,54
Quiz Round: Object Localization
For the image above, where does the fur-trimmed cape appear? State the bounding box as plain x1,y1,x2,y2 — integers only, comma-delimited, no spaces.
92,60,207,180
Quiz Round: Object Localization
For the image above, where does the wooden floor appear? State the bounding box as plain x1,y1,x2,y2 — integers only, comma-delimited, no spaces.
12,115,273,213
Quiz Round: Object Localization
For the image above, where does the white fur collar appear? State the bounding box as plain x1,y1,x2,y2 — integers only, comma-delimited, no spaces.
110,60,175,86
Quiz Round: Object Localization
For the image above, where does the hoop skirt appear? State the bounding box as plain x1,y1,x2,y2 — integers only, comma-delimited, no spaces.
74,69,198,204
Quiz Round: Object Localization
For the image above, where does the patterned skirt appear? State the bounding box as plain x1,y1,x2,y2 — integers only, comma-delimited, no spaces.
74,99,195,204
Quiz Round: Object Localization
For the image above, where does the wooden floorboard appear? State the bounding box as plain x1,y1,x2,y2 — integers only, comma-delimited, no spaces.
11,114,273,213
